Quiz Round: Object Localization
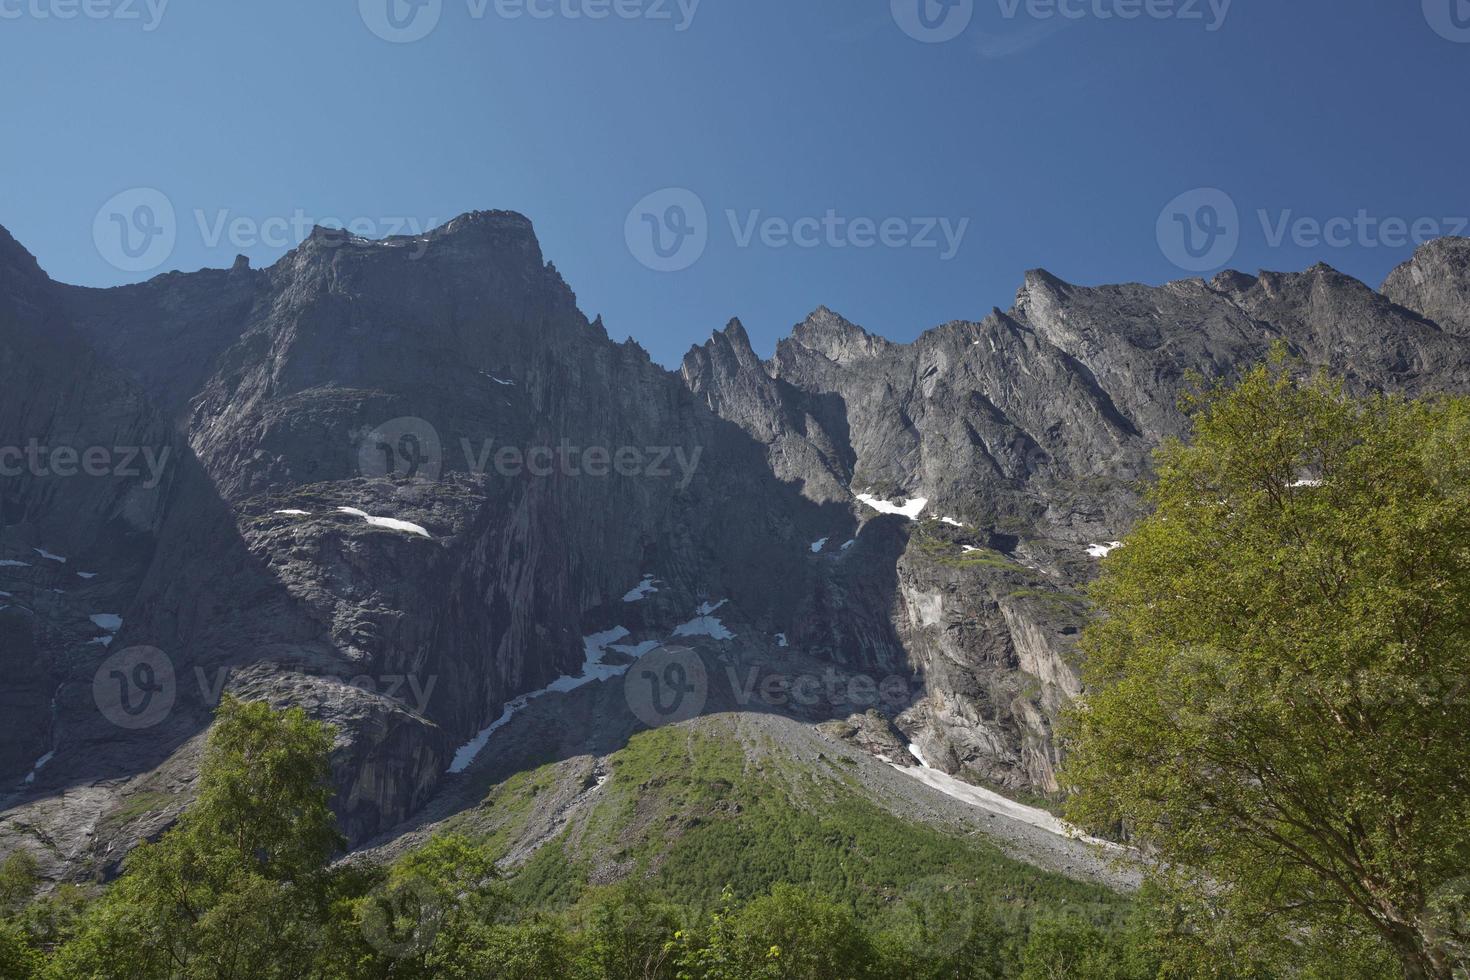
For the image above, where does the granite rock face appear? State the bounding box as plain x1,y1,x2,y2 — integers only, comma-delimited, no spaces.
1,213,1467,881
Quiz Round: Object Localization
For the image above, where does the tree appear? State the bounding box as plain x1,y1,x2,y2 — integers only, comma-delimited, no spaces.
1063,355,1470,978
48,696,345,979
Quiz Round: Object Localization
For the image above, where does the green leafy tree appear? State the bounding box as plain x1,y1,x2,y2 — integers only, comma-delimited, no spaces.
670,884,886,980
1063,355,1470,978
48,696,345,979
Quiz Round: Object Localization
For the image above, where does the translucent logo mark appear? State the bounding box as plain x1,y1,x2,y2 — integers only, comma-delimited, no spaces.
624,645,707,727
359,0,442,43
359,416,444,482
93,188,176,274
1424,0,1470,42
1157,188,1239,272
93,645,176,730
625,188,708,272
891,0,974,43
359,876,446,959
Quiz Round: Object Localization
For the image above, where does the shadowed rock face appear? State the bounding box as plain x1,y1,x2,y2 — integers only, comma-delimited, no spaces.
1,213,1467,881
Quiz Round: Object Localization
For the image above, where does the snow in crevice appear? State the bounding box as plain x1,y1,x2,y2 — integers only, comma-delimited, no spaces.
961,545,981,554
1086,541,1123,559
673,600,735,640
840,539,855,551
610,639,660,658
855,493,928,520
893,744,1121,849
337,507,430,538
0,560,32,568
33,548,66,563
76,572,98,580
810,537,828,554
622,575,659,602
480,372,516,386
275,509,311,517
449,625,658,773
22,751,54,785
938,516,965,527
89,613,123,631
774,633,789,648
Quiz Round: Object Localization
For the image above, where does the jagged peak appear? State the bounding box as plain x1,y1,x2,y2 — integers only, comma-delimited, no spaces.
0,223,45,281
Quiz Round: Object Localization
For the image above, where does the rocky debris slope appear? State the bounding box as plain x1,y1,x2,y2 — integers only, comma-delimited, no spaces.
1,213,1467,884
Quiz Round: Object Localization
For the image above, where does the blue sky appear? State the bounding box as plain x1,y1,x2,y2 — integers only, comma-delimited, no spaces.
1,0,1466,366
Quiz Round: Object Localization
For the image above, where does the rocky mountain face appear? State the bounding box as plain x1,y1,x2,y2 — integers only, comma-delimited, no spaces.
1,212,1466,882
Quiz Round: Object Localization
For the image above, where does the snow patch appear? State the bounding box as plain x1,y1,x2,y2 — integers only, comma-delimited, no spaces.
673,600,735,640
622,575,659,602
840,539,855,551
0,560,32,568
855,493,928,520
88,636,114,648
610,639,661,658
22,751,54,785
338,507,430,538
939,516,964,527
895,744,1120,849
76,572,98,580
1086,541,1123,559
89,613,123,631
275,509,311,517
810,537,828,554
449,625,658,773
480,372,516,386
33,548,66,563
774,633,788,648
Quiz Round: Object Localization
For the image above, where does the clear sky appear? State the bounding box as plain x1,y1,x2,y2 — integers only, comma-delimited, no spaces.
1,0,1466,366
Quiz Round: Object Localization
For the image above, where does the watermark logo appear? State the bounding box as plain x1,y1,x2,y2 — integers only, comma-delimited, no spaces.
626,187,708,272
359,876,445,958
891,0,974,43
359,417,444,483
0,0,169,30
93,645,176,730
93,188,176,274
359,0,442,42
626,188,971,271
357,416,705,487
0,441,171,488
880,875,980,961
1424,0,1470,42
996,0,1232,31
1156,187,1239,272
1157,187,1470,273
624,645,708,727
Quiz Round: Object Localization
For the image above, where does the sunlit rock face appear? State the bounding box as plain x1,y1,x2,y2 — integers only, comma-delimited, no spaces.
2,214,1467,881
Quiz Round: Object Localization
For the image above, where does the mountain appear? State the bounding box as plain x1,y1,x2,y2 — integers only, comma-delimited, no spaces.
1,213,1467,887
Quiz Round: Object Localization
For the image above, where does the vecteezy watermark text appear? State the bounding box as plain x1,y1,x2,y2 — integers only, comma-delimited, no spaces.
0,440,171,489
0,0,168,30
890,0,1230,43
358,0,700,43
92,187,442,273
1157,187,1469,273
361,417,703,489
624,648,922,729
624,188,971,273
995,0,1231,30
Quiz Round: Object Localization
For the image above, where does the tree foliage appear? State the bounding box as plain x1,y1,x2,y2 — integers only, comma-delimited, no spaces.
1064,354,1470,978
